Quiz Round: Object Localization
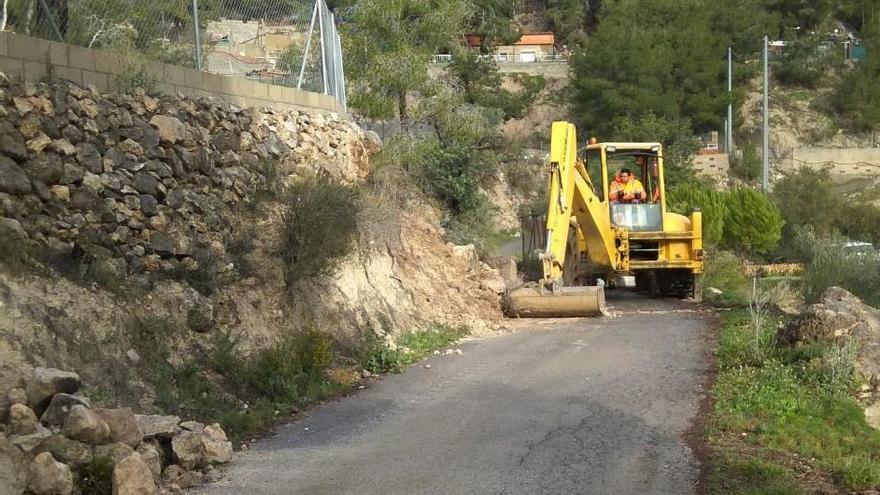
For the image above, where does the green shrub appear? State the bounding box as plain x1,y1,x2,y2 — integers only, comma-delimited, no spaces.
77,456,114,495
667,180,726,246
772,166,839,237
703,250,750,307
114,65,158,95
280,176,360,287
788,226,880,306
833,44,880,131
358,324,470,374
774,38,836,88
723,187,784,257
141,322,339,442
730,142,762,182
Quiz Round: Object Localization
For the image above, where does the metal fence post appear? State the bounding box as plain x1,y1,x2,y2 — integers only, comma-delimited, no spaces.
297,0,319,89
192,0,203,71
318,0,328,95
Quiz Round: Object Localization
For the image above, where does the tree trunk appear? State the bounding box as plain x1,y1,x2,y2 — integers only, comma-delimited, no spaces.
25,0,34,35
1,0,8,31
398,91,408,123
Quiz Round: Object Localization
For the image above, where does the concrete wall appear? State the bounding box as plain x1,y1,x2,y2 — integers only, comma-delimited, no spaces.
0,31,343,114
496,62,568,78
693,152,730,178
780,147,880,176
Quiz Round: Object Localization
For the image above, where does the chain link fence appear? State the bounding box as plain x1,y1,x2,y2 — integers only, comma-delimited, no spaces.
0,0,345,108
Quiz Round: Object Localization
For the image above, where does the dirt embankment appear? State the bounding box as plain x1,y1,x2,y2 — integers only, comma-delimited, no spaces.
0,75,503,416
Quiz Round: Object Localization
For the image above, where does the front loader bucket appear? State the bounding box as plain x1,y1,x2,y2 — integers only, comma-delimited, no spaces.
504,286,608,318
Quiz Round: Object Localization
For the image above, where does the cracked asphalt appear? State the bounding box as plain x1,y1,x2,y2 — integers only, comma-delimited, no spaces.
199,293,714,495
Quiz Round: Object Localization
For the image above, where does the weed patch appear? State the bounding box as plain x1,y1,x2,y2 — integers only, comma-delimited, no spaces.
358,324,470,374
703,251,751,307
77,456,114,495
133,320,342,443
710,308,880,492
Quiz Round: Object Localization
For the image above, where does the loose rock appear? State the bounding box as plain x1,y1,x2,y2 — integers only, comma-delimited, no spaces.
135,415,180,439
62,405,111,445
33,434,93,467
26,368,81,412
171,431,204,469
8,403,38,435
96,408,143,447
113,453,158,495
40,393,92,427
27,452,73,495
0,433,28,495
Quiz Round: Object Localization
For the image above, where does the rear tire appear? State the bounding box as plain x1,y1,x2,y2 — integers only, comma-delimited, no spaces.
657,269,694,298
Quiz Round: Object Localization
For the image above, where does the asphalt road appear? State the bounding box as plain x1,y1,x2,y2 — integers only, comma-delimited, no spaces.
199,293,714,495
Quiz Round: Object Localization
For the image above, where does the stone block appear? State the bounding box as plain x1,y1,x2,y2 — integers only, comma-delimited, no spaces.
143,61,167,82
51,66,83,86
67,45,96,71
164,66,186,86
48,42,68,66
24,61,48,82
81,70,110,92
202,73,225,93
8,34,49,63
0,57,23,82
183,69,203,89
94,50,123,74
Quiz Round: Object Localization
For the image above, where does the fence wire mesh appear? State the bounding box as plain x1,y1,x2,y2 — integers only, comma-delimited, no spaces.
1,0,345,108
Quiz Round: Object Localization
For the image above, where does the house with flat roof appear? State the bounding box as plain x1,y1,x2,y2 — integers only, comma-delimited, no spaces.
463,32,560,63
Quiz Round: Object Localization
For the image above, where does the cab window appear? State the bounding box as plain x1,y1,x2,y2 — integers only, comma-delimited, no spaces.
584,149,604,201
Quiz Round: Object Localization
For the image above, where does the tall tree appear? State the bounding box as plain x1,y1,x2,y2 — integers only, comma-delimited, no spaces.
547,0,588,46
342,0,469,120
469,0,520,53
568,0,727,136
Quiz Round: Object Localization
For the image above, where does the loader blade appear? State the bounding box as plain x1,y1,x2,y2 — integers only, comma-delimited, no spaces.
504,286,608,318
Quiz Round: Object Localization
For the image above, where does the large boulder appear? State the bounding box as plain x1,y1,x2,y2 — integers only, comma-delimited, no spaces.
95,408,143,447
33,434,93,467
0,156,31,194
149,115,186,145
112,453,158,495
135,415,180,439
39,393,91,427
8,403,38,435
62,405,111,445
26,368,81,412
135,440,162,480
777,287,880,384
8,423,52,454
201,423,232,464
171,431,204,469
27,452,73,495
0,433,28,495
94,442,135,467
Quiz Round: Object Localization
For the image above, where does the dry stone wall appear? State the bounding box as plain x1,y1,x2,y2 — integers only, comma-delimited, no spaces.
0,73,370,279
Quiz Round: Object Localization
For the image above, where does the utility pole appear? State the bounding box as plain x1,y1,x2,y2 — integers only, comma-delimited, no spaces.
762,36,770,192
727,46,733,153
192,0,202,71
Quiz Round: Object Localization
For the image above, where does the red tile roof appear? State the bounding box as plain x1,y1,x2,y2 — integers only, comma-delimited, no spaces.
465,32,555,47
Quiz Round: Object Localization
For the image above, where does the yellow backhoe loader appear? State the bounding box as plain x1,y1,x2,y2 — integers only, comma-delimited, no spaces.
505,121,704,317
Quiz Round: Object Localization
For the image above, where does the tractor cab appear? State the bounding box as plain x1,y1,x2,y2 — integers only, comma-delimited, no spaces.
583,142,666,232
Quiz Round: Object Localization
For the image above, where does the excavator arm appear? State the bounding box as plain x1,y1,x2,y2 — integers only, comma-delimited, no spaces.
541,121,617,287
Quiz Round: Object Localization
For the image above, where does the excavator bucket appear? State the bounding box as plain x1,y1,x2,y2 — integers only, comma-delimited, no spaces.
504,286,608,318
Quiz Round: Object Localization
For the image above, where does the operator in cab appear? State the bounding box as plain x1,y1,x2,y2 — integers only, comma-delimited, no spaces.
609,167,647,203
